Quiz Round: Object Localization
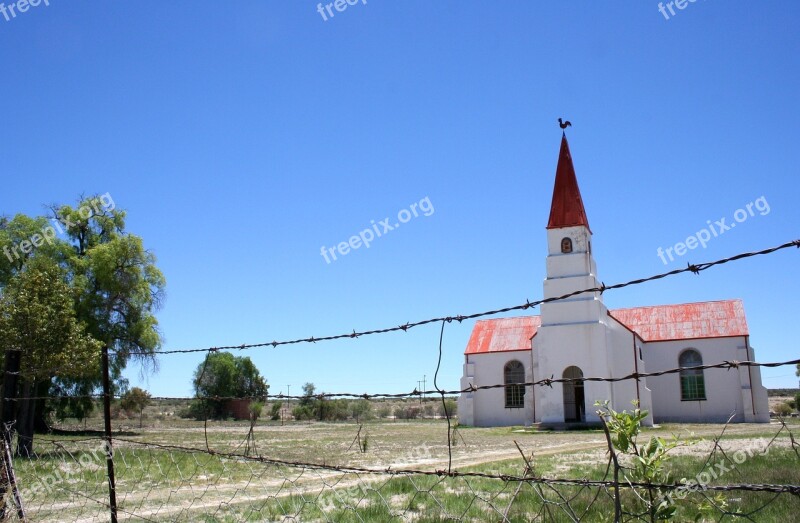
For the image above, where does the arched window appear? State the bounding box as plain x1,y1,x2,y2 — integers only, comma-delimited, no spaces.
504,360,525,408
679,349,706,400
561,237,573,253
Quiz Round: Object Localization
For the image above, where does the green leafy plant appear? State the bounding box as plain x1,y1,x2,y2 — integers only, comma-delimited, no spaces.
269,402,282,421
596,401,680,521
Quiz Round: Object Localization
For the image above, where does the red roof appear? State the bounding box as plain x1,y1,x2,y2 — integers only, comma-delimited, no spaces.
464,300,747,354
609,300,748,342
547,134,591,232
464,316,541,355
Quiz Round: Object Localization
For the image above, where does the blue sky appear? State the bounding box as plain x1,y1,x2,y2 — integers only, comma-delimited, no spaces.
1,1,798,398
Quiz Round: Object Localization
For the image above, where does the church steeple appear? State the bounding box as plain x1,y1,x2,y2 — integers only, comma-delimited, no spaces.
547,133,591,232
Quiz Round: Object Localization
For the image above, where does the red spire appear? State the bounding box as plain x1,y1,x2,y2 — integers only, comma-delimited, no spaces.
547,133,591,232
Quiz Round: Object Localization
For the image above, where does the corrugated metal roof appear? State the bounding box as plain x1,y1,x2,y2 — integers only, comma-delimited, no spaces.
464,316,541,355
547,134,591,232
464,300,747,355
609,299,748,342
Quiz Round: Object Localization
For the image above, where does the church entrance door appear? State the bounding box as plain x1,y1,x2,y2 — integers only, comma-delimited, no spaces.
563,366,585,422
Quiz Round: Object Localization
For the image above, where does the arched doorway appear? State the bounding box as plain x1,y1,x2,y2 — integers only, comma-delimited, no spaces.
563,366,585,422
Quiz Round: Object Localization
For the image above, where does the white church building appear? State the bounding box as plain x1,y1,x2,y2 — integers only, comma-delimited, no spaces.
457,134,769,427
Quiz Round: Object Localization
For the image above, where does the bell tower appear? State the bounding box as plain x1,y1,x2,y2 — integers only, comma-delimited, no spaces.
541,133,604,323
534,132,613,424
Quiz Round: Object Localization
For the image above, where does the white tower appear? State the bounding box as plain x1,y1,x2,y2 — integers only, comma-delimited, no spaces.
533,133,652,425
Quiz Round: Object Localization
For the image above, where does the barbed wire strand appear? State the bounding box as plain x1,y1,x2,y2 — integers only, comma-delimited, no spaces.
111,239,800,356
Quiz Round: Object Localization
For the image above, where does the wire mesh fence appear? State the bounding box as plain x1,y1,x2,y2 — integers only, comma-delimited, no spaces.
2,240,799,522
7,416,800,522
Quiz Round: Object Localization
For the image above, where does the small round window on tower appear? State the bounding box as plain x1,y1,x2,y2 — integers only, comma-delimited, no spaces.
561,237,573,253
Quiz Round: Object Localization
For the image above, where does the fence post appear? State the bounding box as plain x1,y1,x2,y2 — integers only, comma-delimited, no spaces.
101,346,118,523
1,348,26,520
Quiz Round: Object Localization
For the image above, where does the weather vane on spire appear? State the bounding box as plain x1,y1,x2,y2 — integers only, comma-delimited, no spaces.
558,118,572,130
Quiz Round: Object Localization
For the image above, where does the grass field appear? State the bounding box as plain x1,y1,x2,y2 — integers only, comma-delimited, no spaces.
10,416,800,522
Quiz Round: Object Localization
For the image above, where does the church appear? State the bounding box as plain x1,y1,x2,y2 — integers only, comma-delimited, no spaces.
457,133,769,427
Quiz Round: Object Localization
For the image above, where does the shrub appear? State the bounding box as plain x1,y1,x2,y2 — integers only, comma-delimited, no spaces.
349,399,373,422
439,399,458,418
317,398,349,421
270,402,282,420
292,405,315,421
178,400,213,420
774,402,793,416
249,401,264,420
395,406,420,420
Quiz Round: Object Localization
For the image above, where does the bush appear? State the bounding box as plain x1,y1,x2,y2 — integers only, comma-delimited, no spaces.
270,402,282,420
395,405,420,420
795,392,800,412
317,398,349,421
350,399,373,422
774,403,793,416
292,405,315,421
178,400,212,420
249,401,264,420
439,399,458,418
376,405,392,419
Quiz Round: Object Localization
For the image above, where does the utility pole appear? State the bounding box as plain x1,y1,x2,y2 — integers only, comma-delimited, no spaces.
422,375,426,403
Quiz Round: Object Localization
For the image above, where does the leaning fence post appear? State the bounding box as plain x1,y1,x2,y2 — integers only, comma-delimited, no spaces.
1,348,26,520
101,346,118,523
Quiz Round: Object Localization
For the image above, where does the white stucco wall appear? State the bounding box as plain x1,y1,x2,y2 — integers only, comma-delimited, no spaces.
642,336,769,423
533,317,654,426
535,320,615,424
458,351,534,427
605,316,654,424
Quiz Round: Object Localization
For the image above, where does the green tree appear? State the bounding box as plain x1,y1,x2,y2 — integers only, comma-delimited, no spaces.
300,382,316,406
0,258,101,455
120,387,151,428
1,195,165,447
192,352,268,419
48,196,164,427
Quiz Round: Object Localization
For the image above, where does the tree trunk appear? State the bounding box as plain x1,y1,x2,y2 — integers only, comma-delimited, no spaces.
16,380,35,457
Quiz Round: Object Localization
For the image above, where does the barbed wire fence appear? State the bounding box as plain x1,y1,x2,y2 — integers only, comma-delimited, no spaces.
2,239,799,522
